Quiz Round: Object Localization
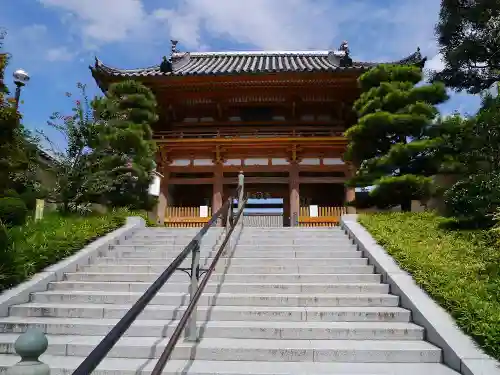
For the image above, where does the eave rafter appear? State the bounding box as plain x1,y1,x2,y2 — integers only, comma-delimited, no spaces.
157,136,347,162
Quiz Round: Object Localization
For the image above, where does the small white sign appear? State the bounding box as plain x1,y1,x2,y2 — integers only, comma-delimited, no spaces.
309,205,319,217
148,174,161,197
200,206,209,218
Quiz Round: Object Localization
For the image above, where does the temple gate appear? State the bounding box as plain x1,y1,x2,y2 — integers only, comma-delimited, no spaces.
90,42,426,227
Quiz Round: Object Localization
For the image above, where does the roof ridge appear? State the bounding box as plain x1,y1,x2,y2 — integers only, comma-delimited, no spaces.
182,50,331,57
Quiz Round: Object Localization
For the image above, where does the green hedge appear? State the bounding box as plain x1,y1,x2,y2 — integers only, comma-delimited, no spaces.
359,212,500,360
0,209,138,292
0,197,28,227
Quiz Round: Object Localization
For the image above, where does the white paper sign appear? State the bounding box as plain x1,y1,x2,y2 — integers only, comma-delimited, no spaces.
309,205,319,217
148,174,161,197
200,206,209,218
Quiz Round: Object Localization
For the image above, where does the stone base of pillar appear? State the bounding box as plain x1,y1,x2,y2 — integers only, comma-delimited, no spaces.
156,193,167,226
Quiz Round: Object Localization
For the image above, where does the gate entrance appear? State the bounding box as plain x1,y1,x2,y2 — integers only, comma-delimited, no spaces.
232,184,286,227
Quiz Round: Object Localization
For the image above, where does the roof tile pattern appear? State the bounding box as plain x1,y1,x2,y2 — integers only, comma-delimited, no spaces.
91,50,425,78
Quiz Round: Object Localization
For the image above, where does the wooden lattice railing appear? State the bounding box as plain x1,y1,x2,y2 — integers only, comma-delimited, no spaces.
299,206,347,227
165,206,213,228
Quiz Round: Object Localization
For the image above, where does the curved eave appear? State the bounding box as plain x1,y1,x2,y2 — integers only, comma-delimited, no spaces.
90,49,426,84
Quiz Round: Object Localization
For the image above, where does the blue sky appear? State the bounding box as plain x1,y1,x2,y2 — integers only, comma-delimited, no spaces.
1,0,483,149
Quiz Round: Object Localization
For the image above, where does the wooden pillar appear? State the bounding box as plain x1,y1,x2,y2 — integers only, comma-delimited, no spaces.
212,163,223,225
289,163,300,227
156,170,170,225
345,163,356,214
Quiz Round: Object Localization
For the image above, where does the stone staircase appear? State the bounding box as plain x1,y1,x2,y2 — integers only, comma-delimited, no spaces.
0,227,459,374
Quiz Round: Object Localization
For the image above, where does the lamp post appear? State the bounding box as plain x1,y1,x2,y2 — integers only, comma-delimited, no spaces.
12,69,30,110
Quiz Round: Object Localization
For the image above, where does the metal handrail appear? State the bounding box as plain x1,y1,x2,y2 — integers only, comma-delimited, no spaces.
71,174,244,375
151,193,248,375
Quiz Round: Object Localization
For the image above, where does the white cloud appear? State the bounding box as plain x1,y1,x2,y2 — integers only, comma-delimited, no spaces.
39,0,148,45
426,53,445,72
37,0,441,60
46,46,75,62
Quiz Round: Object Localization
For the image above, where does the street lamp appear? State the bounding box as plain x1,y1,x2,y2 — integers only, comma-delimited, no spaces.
12,69,30,110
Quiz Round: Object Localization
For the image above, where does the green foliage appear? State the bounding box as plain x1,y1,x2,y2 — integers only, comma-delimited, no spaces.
1,209,133,291
444,173,500,226
0,29,43,201
359,212,500,360
44,80,158,212
457,90,500,174
344,64,449,210
0,220,13,287
42,83,104,210
91,80,158,210
0,197,28,227
489,209,500,246
437,91,500,226
434,0,500,93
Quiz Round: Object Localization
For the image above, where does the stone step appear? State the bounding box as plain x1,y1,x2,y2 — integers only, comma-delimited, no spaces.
110,250,363,259
114,244,358,252
64,272,382,283
239,228,344,232
127,237,350,244
233,243,356,249
0,317,423,340
128,236,221,242
80,264,376,274
131,234,202,238
0,355,461,375
122,239,221,250
47,281,389,294
94,257,369,266
234,240,344,246
0,335,442,362
31,291,400,307
10,303,411,322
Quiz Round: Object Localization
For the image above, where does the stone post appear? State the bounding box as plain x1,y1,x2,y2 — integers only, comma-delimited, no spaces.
289,163,300,227
212,164,224,226
7,329,50,375
156,171,170,226
345,163,357,214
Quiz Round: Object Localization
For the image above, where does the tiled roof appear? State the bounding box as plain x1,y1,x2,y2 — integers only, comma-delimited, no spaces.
91,49,425,78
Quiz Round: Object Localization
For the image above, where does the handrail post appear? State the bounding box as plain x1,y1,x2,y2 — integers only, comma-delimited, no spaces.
7,329,50,375
224,199,233,254
185,240,201,342
238,171,245,212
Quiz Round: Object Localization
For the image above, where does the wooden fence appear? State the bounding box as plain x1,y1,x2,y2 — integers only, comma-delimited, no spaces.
164,206,213,228
164,206,346,228
298,206,347,227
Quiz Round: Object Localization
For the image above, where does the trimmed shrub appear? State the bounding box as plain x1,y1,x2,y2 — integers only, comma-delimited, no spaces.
19,188,42,210
2,189,19,198
360,212,500,360
444,172,500,227
0,220,13,287
0,197,28,227
2,209,134,291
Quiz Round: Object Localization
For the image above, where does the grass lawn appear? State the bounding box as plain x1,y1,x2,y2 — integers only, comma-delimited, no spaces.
1,209,138,292
359,212,500,360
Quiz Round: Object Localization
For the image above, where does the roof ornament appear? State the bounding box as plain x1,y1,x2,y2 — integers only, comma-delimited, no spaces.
338,40,353,67
160,40,179,74
160,56,172,74
339,40,350,56
171,40,179,55
415,47,422,59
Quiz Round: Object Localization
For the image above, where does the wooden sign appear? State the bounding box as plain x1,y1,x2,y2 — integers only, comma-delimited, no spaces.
35,199,45,221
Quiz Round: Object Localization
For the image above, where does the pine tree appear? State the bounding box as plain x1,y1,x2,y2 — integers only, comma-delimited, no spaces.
344,64,449,211
434,0,500,93
443,89,500,223
0,29,41,200
91,80,158,210
0,29,21,193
